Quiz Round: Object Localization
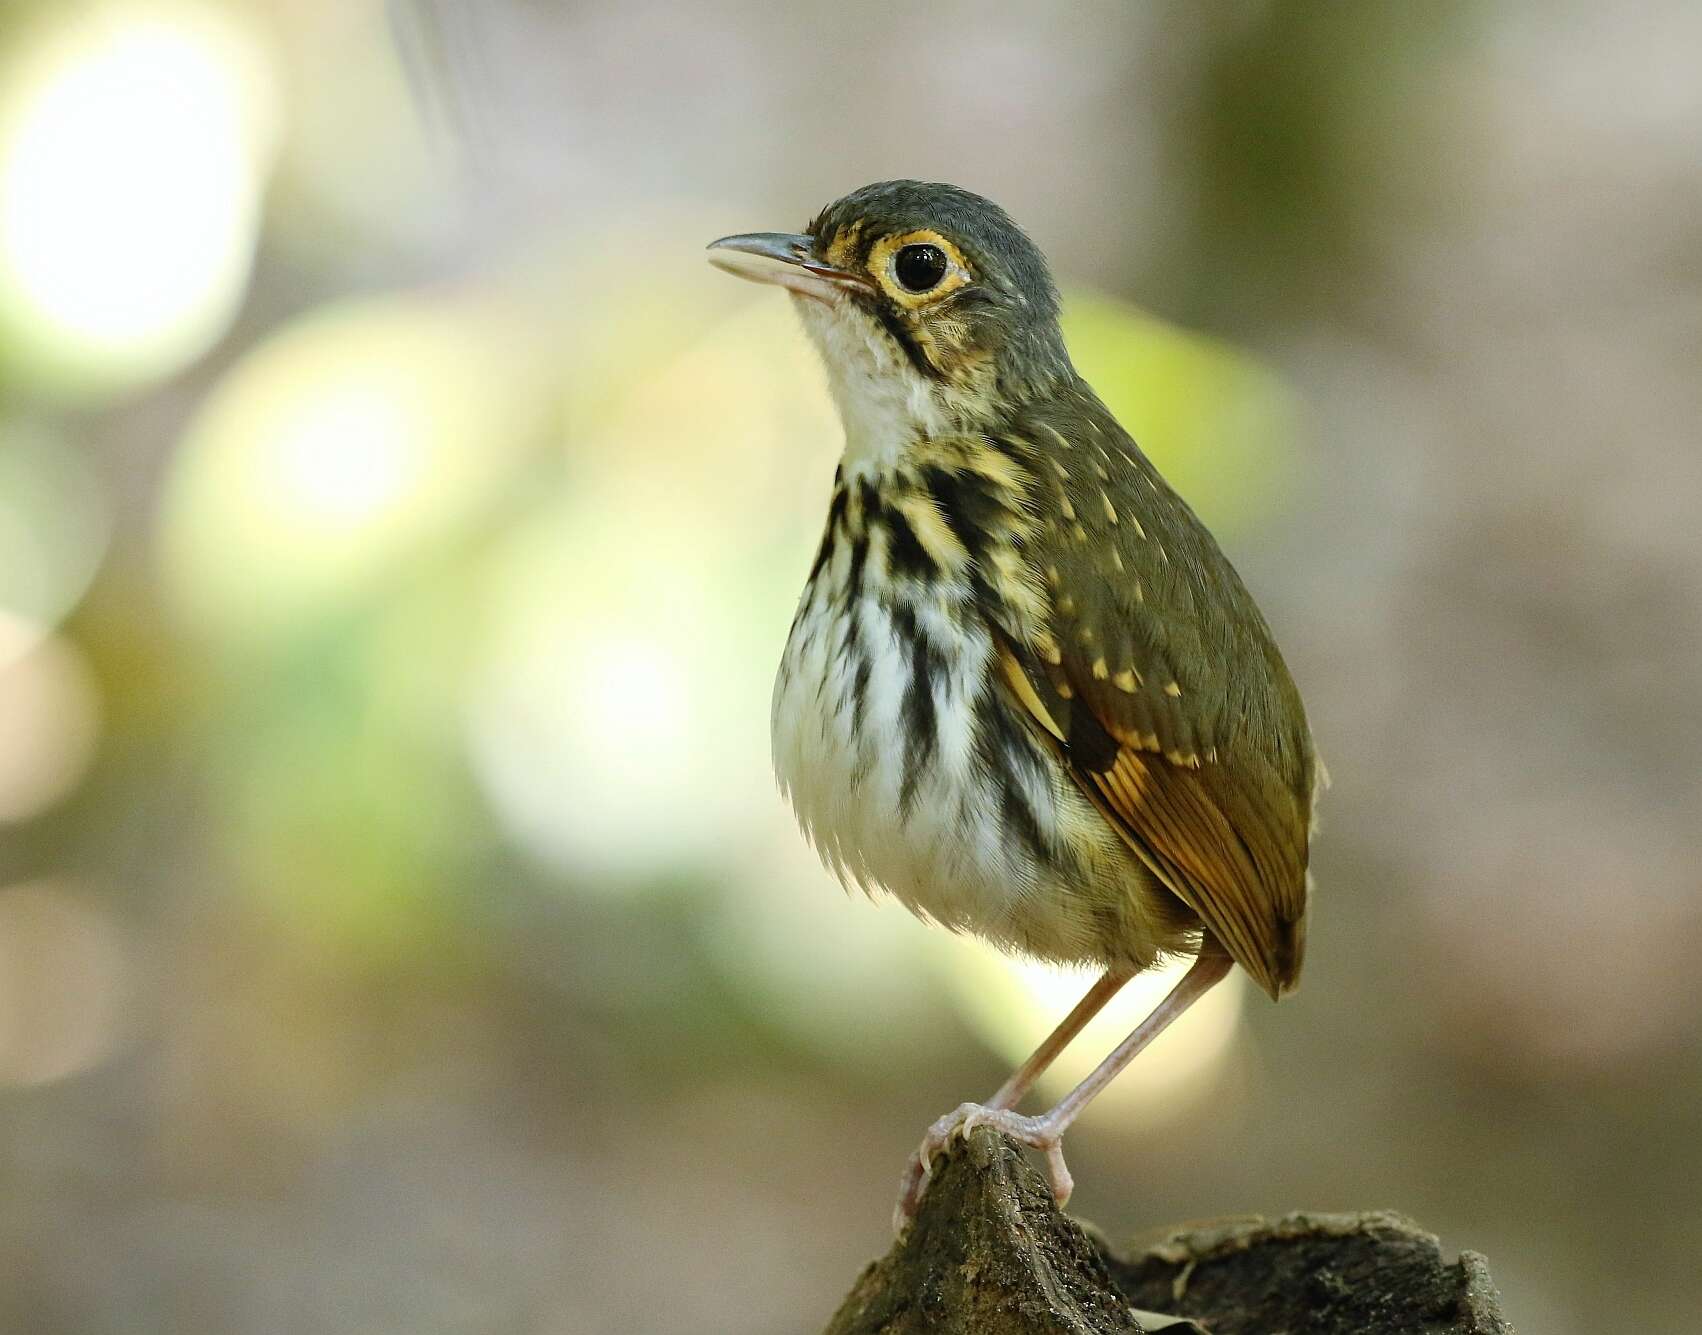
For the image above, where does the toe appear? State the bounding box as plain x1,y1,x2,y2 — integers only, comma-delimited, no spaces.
893,1162,926,1235
1042,1143,1074,1205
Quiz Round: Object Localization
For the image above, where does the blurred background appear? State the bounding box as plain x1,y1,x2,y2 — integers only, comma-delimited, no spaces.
0,1,1698,1330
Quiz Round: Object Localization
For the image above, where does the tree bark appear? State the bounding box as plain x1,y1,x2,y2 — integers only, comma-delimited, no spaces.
824,1128,1514,1335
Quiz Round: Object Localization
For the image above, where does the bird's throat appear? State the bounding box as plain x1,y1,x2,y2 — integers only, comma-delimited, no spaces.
794,293,957,471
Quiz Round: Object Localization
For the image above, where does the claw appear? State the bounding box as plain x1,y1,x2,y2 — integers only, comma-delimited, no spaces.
893,1154,929,1235
895,1102,1079,1231
1043,1142,1074,1205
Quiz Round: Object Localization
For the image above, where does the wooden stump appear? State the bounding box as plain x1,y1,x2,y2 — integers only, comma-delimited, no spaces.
824,1128,1514,1335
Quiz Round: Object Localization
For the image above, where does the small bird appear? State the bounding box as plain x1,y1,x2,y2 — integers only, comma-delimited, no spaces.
707,181,1320,1231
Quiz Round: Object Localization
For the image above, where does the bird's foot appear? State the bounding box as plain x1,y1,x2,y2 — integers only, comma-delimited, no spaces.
893,1103,1072,1233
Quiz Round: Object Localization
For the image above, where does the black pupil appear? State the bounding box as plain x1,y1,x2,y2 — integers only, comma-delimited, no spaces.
894,244,948,292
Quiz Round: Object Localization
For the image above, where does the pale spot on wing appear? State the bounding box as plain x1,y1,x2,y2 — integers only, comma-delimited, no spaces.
1036,421,1072,452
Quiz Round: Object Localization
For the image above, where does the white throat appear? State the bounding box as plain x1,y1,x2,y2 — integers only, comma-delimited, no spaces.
794,295,950,473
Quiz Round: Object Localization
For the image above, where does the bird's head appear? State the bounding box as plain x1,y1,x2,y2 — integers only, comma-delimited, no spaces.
708,181,1072,458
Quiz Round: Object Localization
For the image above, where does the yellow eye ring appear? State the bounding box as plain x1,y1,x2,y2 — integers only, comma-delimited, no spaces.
868,230,973,308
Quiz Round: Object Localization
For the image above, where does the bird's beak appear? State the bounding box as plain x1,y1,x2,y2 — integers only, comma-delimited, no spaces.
706,232,873,304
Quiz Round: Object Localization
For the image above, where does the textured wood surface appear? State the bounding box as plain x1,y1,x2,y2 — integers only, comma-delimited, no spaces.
823,1128,1514,1335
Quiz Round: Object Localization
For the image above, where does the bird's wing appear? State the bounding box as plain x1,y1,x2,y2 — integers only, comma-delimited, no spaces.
986,407,1317,999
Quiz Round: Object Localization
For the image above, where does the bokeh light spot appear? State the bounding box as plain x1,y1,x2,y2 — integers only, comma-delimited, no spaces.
581,639,694,767
0,3,276,392
465,507,759,883
158,296,532,647
267,384,416,527
0,424,109,662
462,293,836,884
0,616,102,824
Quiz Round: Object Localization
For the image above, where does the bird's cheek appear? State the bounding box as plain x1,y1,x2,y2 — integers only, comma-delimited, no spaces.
926,310,984,360
928,316,1002,390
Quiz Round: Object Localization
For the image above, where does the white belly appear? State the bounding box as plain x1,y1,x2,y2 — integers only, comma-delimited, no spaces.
771,574,1008,920
770,536,1165,968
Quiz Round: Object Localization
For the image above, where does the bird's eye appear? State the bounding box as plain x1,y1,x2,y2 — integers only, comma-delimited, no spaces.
893,244,949,293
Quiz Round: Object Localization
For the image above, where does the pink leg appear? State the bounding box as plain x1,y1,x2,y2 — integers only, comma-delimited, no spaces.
892,969,1128,1232
988,967,1131,1111
894,944,1233,1231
